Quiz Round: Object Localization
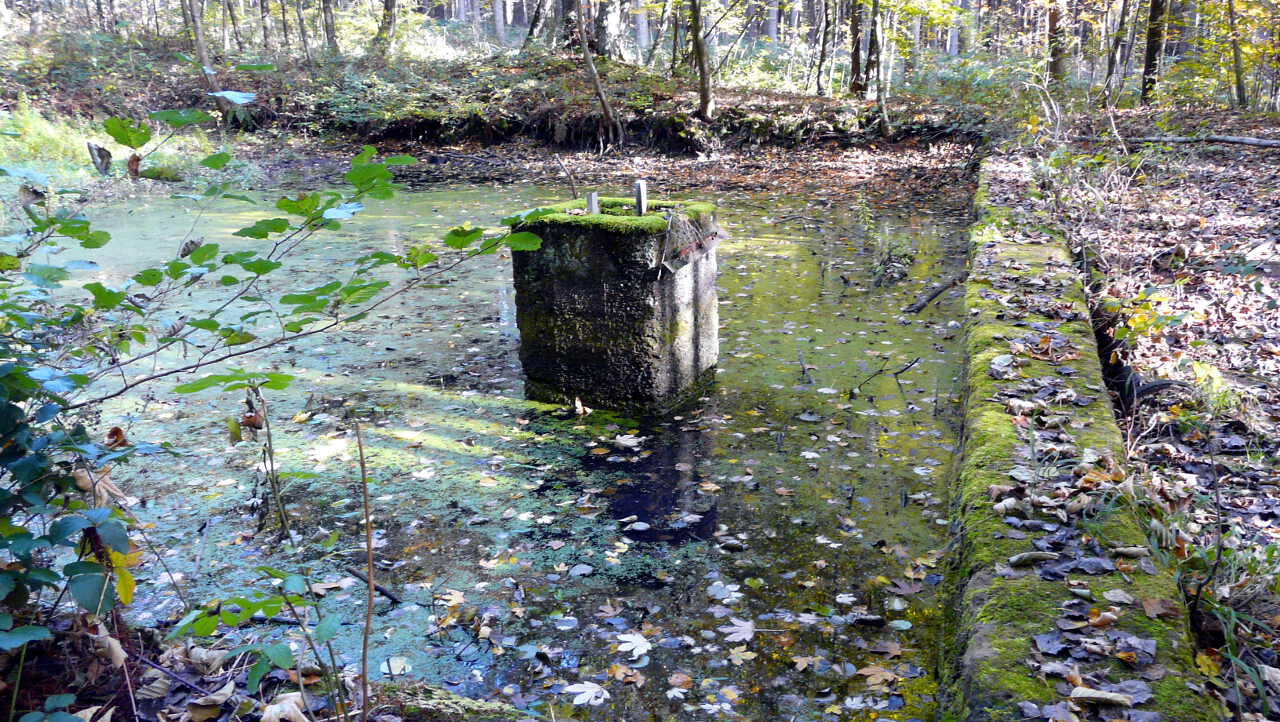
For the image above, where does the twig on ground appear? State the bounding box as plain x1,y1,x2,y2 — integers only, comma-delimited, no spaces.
343,566,402,606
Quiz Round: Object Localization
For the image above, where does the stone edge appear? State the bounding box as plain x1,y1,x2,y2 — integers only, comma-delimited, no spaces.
938,156,1222,722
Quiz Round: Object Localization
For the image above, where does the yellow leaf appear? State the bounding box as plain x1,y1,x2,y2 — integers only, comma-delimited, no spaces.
1196,651,1221,677
116,567,135,606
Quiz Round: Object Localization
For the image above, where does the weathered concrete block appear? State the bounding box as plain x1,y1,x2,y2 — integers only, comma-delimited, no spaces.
511,197,721,414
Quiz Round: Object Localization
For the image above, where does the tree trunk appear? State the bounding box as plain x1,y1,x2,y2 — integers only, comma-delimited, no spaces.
559,0,575,45
863,0,879,98
278,0,292,49
634,0,650,56
185,0,235,121
295,0,314,62
372,0,397,57
848,0,863,94
814,0,831,94
1226,0,1247,106
225,0,246,50
259,0,275,50
644,0,669,65
1047,0,1066,84
523,0,545,47
764,0,777,40
494,0,507,43
689,0,715,118
594,0,609,53
322,0,338,51
1139,0,1167,103
1102,0,1130,91
669,0,681,75
576,0,624,143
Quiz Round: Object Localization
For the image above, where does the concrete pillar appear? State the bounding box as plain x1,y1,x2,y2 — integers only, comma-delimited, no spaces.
511,196,722,414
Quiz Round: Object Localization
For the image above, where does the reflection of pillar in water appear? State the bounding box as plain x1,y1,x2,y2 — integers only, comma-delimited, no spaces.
609,428,716,543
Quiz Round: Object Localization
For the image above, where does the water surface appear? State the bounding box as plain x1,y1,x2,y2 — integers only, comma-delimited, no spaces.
85,183,968,721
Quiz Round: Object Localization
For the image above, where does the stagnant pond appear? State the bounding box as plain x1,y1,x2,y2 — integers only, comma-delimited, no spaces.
84,183,968,721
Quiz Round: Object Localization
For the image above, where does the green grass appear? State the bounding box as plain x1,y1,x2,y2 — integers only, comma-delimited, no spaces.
0,96,220,187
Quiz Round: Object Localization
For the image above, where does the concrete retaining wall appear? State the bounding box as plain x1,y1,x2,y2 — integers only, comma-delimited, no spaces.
941,156,1222,722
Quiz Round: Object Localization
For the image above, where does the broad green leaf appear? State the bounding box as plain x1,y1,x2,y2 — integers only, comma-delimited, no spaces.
23,264,70,289
67,572,115,615
83,282,126,310
314,615,341,643
103,117,152,149
240,259,282,275
233,218,289,239
188,243,220,265
200,152,232,170
262,642,294,669
443,224,484,249
132,269,164,286
504,231,542,251
148,109,215,129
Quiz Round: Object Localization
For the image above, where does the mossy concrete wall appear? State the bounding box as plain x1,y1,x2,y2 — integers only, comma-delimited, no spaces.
512,198,720,414
941,156,1222,721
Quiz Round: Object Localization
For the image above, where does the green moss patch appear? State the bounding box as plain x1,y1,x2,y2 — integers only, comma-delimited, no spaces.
520,196,716,236
940,156,1221,722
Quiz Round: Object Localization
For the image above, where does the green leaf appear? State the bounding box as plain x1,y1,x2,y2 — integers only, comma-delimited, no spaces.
245,654,271,692
384,154,417,166
232,63,276,71
262,642,294,669
192,613,219,636
314,615,341,643
0,625,49,651
503,231,542,251
103,117,152,149
188,319,219,331
132,269,164,286
233,218,289,239
83,282,127,310
200,152,232,170
148,109,215,129
23,264,71,288
67,573,115,615
239,259,282,275
407,246,438,269
259,373,293,390
188,243,220,265
173,373,237,393
94,520,130,553
44,694,75,711
500,207,557,227
443,224,484,249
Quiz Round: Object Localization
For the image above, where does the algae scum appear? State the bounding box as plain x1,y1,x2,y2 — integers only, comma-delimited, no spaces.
88,184,968,721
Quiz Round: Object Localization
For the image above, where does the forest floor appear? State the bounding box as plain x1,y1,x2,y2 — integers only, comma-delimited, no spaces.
983,110,1280,718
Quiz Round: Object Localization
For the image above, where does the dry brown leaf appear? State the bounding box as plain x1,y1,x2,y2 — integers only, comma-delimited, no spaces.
74,706,113,722
259,693,309,722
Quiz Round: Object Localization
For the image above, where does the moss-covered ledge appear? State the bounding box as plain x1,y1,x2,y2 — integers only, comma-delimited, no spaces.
939,155,1222,722
517,196,717,237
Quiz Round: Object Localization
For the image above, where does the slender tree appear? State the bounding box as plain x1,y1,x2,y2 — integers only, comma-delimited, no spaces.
259,0,275,51
322,0,337,51
1047,0,1067,84
689,0,715,118
576,0,624,143
1139,0,1168,103
371,0,397,58
849,0,863,94
1226,0,1247,106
